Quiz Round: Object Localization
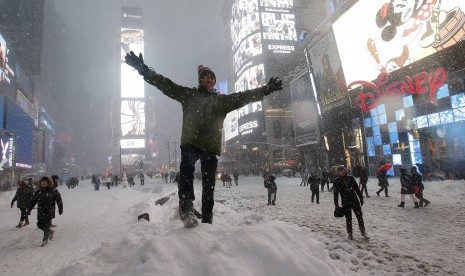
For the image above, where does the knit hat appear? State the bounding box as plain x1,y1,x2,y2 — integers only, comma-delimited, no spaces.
198,65,216,83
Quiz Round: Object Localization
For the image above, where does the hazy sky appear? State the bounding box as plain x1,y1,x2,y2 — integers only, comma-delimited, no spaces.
51,0,227,167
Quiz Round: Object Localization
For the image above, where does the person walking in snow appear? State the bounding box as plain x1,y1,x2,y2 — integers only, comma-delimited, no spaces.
333,166,368,240
359,165,370,198
321,168,330,191
411,166,430,207
139,173,145,186
125,51,283,227
233,170,239,186
308,172,321,204
376,161,390,197
50,175,61,228
27,176,63,247
11,179,34,228
264,173,277,205
398,168,419,208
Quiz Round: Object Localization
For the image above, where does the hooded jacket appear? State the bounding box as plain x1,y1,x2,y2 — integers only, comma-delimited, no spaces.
333,174,363,207
28,186,63,221
144,70,266,155
11,185,34,209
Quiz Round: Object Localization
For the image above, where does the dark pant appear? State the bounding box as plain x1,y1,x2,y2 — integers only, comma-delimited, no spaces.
19,208,28,222
344,205,365,235
360,182,369,197
179,144,218,219
415,192,430,206
311,190,319,203
377,185,388,196
37,219,52,241
140,180,144,185
267,189,276,204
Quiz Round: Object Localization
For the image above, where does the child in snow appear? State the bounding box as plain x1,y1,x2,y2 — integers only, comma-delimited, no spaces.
27,176,63,247
11,179,34,228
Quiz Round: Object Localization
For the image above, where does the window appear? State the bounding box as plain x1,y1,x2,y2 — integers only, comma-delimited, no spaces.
395,109,405,121
453,107,465,121
364,117,372,128
451,93,465,108
427,113,440,126
436,84,449,99
379,113,387,125
416,115,428,128
440,110,454,124
403,95,413,107
388,122,397,133
383,144,391,155
389,132,399,143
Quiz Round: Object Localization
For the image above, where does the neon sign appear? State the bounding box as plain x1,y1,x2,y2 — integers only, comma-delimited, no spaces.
350,67,447,112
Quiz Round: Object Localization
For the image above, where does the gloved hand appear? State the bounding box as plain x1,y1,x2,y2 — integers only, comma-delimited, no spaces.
264,77,283,95
125,51,149,76
59,210,63,215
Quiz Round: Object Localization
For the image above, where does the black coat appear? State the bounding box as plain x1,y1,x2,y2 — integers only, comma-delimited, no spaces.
28,187,63,221
11,186,34,209
400,174,414,194
333,175,363,207
360,167,369,184
265,175,277,191
411,172,424,192
377,168,389,187
308,175,320,191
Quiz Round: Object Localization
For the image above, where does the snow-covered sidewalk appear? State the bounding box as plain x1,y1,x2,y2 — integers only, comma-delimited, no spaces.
215,176,465,275
0,176,463,275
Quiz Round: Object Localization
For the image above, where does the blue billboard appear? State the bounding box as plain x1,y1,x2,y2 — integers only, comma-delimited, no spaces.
3,96,33,168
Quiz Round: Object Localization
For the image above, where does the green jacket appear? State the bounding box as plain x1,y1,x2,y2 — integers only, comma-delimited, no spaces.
144,70,266,155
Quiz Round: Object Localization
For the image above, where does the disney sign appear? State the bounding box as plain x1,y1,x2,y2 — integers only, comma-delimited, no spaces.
349,67,447,112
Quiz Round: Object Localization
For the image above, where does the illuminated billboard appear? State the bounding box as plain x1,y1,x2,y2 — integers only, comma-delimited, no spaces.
231,0,260,50
260,0,293,8
121,138,145,149
0,32,17,97
307,30,348,111
290,71,319,146
261,12,297,41
121,100,146,137
233,33,262,73
235,64,265,92
224,110,239,141
332,0,465,87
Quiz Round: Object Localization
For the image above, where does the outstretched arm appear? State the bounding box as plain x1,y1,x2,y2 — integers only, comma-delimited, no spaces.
125,51,194,102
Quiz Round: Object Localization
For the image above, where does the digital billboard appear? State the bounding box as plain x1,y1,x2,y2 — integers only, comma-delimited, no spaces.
290,71,319,146
307,30,348,111
261,12,297,41
235,64,266,92
233,32,262,73
121,100,145,138
224,110,239,142
121,7,146,150
4,96,33,168
332,0,465,88
0,32,17,97
259,0,293,8
231,0,260,51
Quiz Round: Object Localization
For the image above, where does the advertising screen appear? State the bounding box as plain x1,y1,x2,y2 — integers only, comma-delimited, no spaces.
0,32,16,97
224,110,239,142
233,33,262,73
4,97,33,168
259,0,293,8
290,71,319,146
235,64,266,92
120,138,145,149
307,30,348,111
121,7,144,99
231,0,260,51
332,0,465,87
261,12,297,41
121,100,146,138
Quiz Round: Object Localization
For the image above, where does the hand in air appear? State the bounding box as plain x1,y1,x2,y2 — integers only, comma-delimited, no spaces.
125,51,149,76
264,77,283,95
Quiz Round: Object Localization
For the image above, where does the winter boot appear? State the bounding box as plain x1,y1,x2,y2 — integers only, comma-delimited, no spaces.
424,201,430,207
179,199,198,228
16,222,23,228
49,229,54,240
23,218,29,226
348,233,353,240
414,202,420,208
41,240,48,247
361,230,369,240
201,214,213,224
376,191,380,197
398,202,405,207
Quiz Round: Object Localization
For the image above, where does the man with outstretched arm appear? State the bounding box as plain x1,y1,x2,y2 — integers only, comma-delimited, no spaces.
125,51,283,228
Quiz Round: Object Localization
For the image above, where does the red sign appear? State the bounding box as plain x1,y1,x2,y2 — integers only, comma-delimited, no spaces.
349,67,447,112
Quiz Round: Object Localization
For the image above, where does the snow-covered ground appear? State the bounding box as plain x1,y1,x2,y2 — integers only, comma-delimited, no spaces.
0,175,463,276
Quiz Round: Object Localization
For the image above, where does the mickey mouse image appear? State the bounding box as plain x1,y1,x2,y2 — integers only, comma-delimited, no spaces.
375,0,446,47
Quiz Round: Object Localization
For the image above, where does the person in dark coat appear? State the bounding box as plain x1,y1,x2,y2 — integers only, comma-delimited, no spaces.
308,172,320,204
264,173,277,205
359,166,370,198
376,162,390,197
398,168,419,208
411,166,431,207
333,166,368,240
50,175,60,227
125,51,283,227
233,170,239,186
139,173,145,186
320,168,330,191
11,179,34,228
27,176,63,247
